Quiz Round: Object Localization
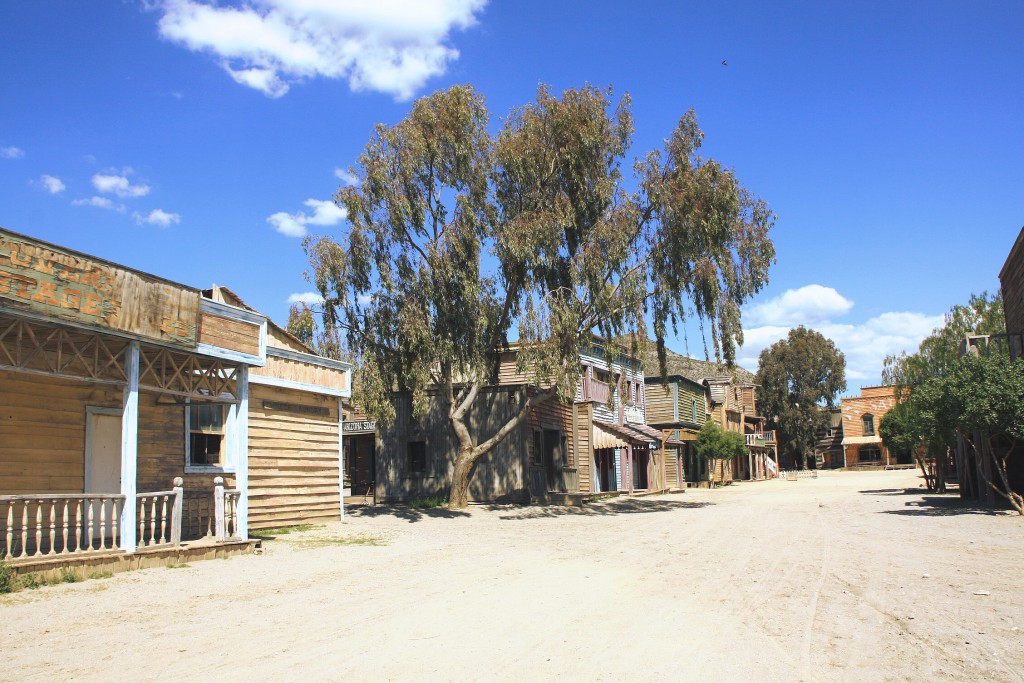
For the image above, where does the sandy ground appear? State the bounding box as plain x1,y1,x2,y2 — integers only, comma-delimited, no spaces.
3,470,1024,682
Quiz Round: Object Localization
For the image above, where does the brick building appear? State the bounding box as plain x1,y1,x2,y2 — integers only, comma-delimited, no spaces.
840,386,904,467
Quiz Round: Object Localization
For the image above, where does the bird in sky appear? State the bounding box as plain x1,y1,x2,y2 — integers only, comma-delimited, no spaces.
721,59,728,66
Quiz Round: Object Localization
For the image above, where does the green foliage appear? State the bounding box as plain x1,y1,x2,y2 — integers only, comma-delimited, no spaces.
880,292,1006,459
695,420,748,461
307,83,775,506
755,326,846,467
939,354,1024,439
408,494,449,509
285,303,316,349
0,559,12,594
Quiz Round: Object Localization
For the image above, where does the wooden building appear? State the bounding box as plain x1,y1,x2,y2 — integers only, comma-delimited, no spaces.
643,343,777,485
840,386,902,467
0,228,351,564
374,338,676,503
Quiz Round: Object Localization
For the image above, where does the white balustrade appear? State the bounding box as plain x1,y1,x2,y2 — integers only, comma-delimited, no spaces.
214,477,243,542
1,480,183,561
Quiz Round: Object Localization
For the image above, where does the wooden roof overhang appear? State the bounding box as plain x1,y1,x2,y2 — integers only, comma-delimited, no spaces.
0,311,243,402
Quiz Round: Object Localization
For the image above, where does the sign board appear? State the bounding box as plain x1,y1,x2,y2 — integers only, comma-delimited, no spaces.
0,228,199,348
343,420,377,434
624,405,645,424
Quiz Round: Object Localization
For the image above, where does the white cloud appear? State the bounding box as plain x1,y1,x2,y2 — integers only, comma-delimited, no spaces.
156,0,487,100
71,196,125,212
737,285,944,387
1,146,25,159
287,291,324,306
92,172,151,198
335,167,358,186
134,208,182,227
268,197,347,237
40,175,65,194
746,284,853,326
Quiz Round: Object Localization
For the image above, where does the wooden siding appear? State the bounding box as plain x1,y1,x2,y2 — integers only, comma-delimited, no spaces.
248,384,340,529
377,387,528,503
644,383,675,424
575,402,593,494
250,353,349,392
1000,226,1024,334
0,370,121,494
136,391,236,494
197,312,261,356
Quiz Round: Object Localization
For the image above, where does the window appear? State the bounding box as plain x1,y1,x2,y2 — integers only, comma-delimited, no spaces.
188,403,227,468
862,414,875,436
858,445,882,462
408,441,427,474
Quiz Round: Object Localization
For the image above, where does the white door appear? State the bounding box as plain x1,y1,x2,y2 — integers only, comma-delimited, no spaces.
87,412,122,493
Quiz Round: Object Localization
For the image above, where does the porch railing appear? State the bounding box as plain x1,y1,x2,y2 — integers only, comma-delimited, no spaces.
0,478,247,561
214,477,242,542
136,478,184,548
1,494,124,559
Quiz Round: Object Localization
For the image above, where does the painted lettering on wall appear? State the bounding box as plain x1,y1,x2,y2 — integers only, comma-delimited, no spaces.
0,228,200,348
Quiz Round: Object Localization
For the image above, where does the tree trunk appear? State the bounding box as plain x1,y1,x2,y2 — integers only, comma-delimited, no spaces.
449,449,475,509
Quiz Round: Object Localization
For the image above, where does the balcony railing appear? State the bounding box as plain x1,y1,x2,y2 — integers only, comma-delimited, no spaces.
962,333,1024,361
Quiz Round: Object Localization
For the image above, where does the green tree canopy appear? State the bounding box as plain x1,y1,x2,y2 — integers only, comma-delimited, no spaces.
695,420,748,462
755,326,846,469
307,83,775,507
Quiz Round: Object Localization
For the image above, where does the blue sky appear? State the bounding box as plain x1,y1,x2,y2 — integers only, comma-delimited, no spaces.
2,1,1021,391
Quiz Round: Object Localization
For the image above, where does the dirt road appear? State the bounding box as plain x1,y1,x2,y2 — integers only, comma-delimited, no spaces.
3,470,1023,682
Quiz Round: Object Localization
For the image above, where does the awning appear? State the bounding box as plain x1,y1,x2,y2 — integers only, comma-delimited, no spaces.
842,435,882,446
625,422,684,446
593,420,651,449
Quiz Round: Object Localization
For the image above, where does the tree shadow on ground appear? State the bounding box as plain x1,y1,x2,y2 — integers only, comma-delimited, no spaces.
345,504,471,523
494,497,714,521
878,495,1011,517
859,487,929,496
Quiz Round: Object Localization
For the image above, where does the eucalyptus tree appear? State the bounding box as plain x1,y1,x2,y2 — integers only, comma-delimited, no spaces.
756,326,846,469
306,84,776,508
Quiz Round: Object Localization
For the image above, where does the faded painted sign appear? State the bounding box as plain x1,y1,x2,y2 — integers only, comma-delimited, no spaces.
0,228,200,348
343,420,377,434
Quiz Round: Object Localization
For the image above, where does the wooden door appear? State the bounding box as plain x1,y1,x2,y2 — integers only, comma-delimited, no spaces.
86,411,121,493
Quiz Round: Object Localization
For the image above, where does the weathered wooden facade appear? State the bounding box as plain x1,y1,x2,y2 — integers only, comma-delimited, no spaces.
0,228,351,566
840,386,899,468
375,339,675,503
644,373,707,486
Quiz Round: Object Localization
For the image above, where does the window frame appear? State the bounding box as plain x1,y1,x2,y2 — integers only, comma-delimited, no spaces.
185,400,233,473
407,440,428,475
862,414,875,436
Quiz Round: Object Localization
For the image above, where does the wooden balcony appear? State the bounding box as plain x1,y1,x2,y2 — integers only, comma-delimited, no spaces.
586,378,611,404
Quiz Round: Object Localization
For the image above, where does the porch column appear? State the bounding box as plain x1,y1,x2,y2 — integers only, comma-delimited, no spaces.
338,399,345,520
119,341,139,552
234,366,250,539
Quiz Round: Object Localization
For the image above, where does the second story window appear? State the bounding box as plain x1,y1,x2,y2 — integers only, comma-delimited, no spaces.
862,414,875,436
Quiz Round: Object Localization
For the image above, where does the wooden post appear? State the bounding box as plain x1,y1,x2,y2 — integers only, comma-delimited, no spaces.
171,477,183,546
234,366,249,539
119,341,139,553
338,398,346,520
214,477,226,542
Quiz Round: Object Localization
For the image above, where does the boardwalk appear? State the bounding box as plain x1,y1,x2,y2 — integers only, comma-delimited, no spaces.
3,470,1023,682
